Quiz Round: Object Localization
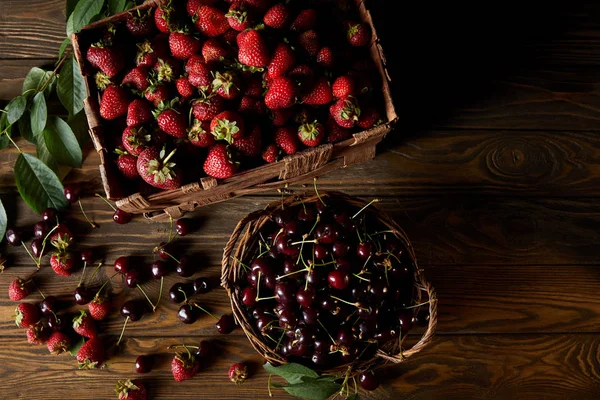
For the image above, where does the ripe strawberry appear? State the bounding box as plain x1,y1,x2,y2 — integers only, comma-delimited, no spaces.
238,30,270,68
332,75,355,98
136,36,168,67
100,85,129,120
14,303,41,328
266,43,296,80
26,323,49,345
169,31,201,60
326,118,352,143
346,21,371,47
176,77,195,99
77,337,105,369
116,379,147,400
188,119,215,148
210,111,245,143
137,147,183,190
229,363,248,384
298,30,319,58
264,3,289,29
185,54,206,73
290,9,317,32
288,64,314,84
271,108,293,127
123,126,151,156
126,9,155,37
50,224,73,251
226,3,251,31
187,0,217,16
126,99,153,127
316,46,334,68
47,331,70,355
95,71,113,91
117,151,139,180
50,251,75,276
244,77,264,98
153,101,188,139
265,77,296,109
330,96,360,128
243,0,271,11
87,43,124,78
232,124,262,157
357,106,382,130
89,296,111,321
202,39,228,63
145,84,170,106
274,127,299,155
154,57,180,83
172,351,199,382
192,95,225,121
298,121,325,147
73,310,97,339
154,5,174,33
122,67,150,92
204,144,239,179
8,278,32,301
195,6,230,37
188,70,212,89
238,96,266,116
302,77,333,105
212,71,240,100
220,28,238,47
262,143,279,163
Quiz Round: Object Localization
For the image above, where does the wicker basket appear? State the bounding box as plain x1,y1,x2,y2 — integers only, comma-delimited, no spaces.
221,192,437,374
72,0,398,221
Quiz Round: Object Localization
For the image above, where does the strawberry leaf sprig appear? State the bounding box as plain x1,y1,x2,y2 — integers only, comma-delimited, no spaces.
0,0,138,239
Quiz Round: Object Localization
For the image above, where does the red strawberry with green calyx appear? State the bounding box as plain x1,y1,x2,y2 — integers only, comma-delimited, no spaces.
232,124,262,157
116,379,147,400
192,94,225,121
274,126,299,155
298,120,326,147
100,85,129,120
154,3,175,33
50,251,75,276
357,106,383,130
176,77,195,99
89,295,111,321
87,41,124,78
202,38,229,63
169,30,201,60
77,337,105,369
212,71,240,100
27,322,49,345
73,310,97,339
316,46,334,68
302,77,333,106
171,348,200,382
145,84,169,107
290,9,317,32
330,95,361,128
123,126,151,156
50,224,73,251
116,150,139,180
326,118,352,143
203,144,239,179
8,278,32,301
210,111,245,144
137,147,183,190
47,331,70,355
126,8,155,37
225,3,251,31
153,57,180,83
298,30,320,58
95,71,113,91
345,21,371,47
153,99,188,139
332,75,355,99
127,99,153,127
188,119,215,148
262,144,279,163
195,6,230,37
14,303,41,328
122,67,151,92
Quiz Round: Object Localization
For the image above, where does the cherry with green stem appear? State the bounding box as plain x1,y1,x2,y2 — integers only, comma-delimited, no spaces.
95,193,132,225
117,300,145,346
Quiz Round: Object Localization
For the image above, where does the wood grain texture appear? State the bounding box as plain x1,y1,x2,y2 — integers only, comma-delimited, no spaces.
0,334,599,399
0,59,56,100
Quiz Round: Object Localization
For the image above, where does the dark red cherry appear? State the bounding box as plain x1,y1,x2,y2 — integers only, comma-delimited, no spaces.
398,311,414,332
313,334,330,353
33,221,51,238
369,280,388,299
216,314,235,334
39,296,59,315
357,303,377,320
351,283,369,302
335,213,355,232
114,256,131,274
121,300,144,322
151,260,170,279
305,268,327,287
177,304,198,324
80,249,95,263
135,355,153,373
113,209,132,224
359,371,380,391
319,295,339,312
298,207,316,222
357,241,374,260
284,220,300,236
290,341,310,357
176,218,192,236
275,281,296,305
5,228,22,246
242,287,257,307
31,238,49,258
193,277,211,294
264,274,277,290
313,244,330,260
195,340,215,358
332,241,351,258
125,270,141,288
358,319,377,339
251,257,274,276
169,282,194,303
47,313,69,331
336,326,356,346
247,270,259,288
176,256,194,277
41,208,57,222
74,286,93,305
278,309,298,330
340,345,359,363
315,224,339,244
296,286,316,308
273,208,293,227
311,351,331,367
328,269,350,290
302,307,320,325
157,242,175,260
256,314,275,334
374,328,399,344
275,234,299,257
63,185,81,204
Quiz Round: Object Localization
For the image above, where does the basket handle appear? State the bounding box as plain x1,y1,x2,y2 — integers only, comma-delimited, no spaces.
376,278,438,363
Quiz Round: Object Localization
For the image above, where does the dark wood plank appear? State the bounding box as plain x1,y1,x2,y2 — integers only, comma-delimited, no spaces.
0,334,599,399
0,59,56,101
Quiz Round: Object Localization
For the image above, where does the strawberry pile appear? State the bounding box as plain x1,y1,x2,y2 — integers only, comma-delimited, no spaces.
84,0,385,194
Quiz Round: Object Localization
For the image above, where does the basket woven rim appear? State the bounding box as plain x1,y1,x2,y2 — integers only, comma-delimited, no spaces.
221,191,438,374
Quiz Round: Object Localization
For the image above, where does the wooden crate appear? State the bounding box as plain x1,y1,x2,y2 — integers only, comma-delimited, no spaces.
72,0,398,221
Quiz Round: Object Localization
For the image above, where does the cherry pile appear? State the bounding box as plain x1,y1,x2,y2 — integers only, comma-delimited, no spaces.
236,194,422,370
83,0,385,196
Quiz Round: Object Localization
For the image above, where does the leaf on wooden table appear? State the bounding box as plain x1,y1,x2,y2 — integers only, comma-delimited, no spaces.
70,0,105,35
36,134,59,173
22,68,54,99
31,93,47,137
7,96,27,125
282,377,342,400
263,362,320,385
43,117,83,168
18,111,35,144
58,56,87,116
0,112,11,150
14,153,68,214
69,336,85,357
68,110,90,147
58,38,72,60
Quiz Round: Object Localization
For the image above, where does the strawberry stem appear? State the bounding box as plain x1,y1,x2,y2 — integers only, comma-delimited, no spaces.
116,316,129,346
95,193,117,211
79,200,98,228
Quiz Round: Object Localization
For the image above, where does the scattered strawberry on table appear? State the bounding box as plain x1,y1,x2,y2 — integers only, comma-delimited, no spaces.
82,0,385,196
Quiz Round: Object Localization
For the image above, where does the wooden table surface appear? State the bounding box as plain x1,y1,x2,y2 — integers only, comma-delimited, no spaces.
2,1,600,399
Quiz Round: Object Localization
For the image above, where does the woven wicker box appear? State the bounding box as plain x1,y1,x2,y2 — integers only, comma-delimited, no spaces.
72,0,398,221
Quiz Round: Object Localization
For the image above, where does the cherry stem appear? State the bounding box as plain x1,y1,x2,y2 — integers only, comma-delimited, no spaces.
352,273,370,282
38,223,60,266
317,319,336,344
274,329,286,351
95,193,116,211
330,295,367,311
36,287,46,299
79,200,98,229
313,177,326,206
168,344,200,350
268,374,273,397
178,288,189,303
401,300,434,310
21,242,40,268
137,284,156,311
352,199,380,219
116,316,129,346
96,273,119,296
155,276,164,311
276,267,308,281
291,239,317,246
231,256,250,271
78,261,87,287
312,261,336,267
163,250,180,264
256,296,276,302
255,271,262,300
308,215,320,235
88,262,104,281
356,227,363,244
192,303,218,320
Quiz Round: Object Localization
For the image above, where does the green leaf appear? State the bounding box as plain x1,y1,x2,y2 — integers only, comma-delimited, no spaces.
282,377,341,400
31,92,47,137
108,0,127,14
58,37,71,60
43,117,83,168
14,153,68,214
67,110,90,147
7,96,27,125
36,135,59,173
70,0,105,34
124,1,134,10
22,68,55,98
66,0,79,20
19,110,35,144
0,199,6,246
57,56,87,116
66,12,75,37
69,336,85,356
263,363,320,385
0,112,11,150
